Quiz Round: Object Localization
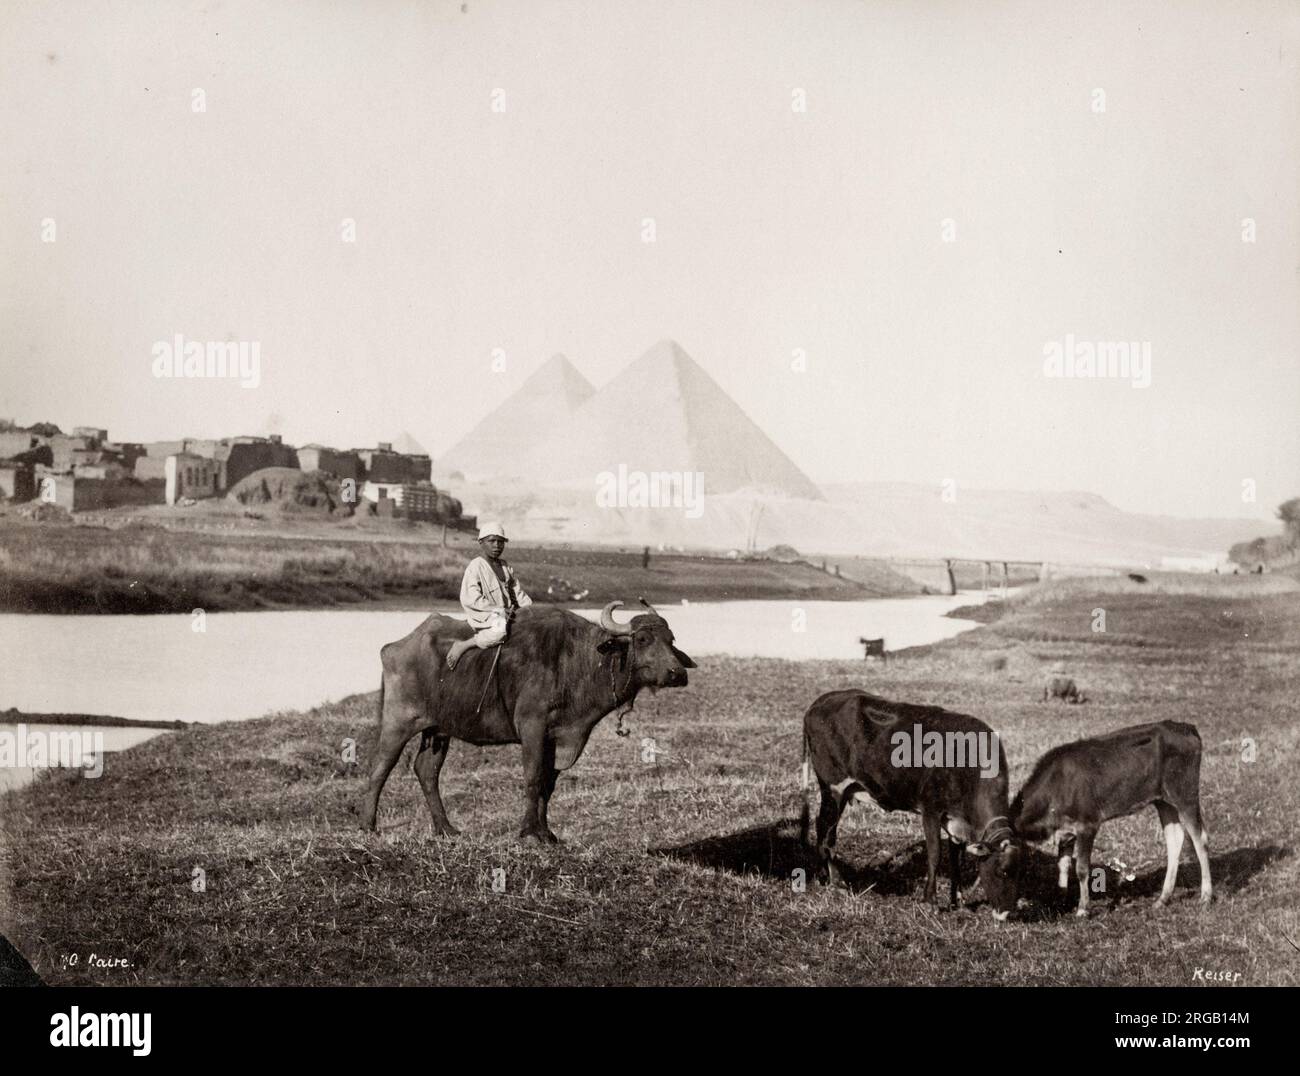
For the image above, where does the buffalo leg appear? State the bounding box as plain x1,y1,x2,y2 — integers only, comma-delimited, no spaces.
413,731,458,836
536,739,560,845
922,811,942,903
360,706,417,832
814,781,844,886
1154,800,1184,906
1073,828,1096,917
517,715,549,843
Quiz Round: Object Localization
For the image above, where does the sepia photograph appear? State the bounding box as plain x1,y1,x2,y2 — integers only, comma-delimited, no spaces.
1,0,1296,1049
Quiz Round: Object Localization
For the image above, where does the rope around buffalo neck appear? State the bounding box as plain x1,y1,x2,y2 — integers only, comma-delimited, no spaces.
608,645,636,737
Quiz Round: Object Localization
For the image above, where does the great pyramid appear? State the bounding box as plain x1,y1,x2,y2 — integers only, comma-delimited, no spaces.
479,340,823,500
438,353,595,481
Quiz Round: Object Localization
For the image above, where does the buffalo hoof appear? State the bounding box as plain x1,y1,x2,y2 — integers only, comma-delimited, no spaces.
541,829,561,845
517,829,550,847
1074,906,1090,918
1199,892,1214,907
430,822,460,838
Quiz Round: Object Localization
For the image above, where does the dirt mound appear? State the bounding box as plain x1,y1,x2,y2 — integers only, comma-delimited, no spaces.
15,501,72,523
227,468,351,516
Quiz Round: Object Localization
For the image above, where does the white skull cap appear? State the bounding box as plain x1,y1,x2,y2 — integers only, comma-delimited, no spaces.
478,522,507,541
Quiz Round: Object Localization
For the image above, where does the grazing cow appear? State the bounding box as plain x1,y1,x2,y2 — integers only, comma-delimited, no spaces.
799,690,1024,918
359,599,694,843
1042,675,1085,704
1010,721,1212,917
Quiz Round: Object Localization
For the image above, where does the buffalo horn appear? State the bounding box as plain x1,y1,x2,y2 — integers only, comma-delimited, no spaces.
600,601,634,635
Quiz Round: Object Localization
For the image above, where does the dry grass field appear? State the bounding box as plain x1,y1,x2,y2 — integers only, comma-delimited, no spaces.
3,574,1297,986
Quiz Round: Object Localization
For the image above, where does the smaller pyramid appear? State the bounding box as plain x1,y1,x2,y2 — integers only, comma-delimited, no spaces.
439,354,595,480
392,430,428,456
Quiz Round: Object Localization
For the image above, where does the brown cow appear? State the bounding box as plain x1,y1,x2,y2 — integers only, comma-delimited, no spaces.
800,690,1024,918
1010,721,1212,916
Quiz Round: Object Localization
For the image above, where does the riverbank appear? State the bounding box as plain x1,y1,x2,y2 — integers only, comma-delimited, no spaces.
0,516,914,613
4,574,1296,985
1,709,187,730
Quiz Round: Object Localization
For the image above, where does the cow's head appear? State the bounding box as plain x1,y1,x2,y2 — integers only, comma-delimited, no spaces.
967,818,1025,919
597,599,695,688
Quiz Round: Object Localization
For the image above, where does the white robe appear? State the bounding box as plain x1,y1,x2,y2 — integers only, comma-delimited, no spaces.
459,555,532,632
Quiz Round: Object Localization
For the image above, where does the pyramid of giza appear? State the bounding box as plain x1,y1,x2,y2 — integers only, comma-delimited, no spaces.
462,340,823,500
438,353,594,481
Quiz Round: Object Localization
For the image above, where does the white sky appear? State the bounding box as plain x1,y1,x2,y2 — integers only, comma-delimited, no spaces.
2,0,1297,519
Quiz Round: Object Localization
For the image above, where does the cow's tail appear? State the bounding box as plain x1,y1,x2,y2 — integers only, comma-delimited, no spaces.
798,730,813,846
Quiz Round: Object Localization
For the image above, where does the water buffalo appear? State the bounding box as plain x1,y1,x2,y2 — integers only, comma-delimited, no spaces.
800,690,1024,918
359,599,694,843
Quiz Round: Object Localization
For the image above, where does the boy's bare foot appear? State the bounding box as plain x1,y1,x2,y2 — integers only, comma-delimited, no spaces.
445,638,473,670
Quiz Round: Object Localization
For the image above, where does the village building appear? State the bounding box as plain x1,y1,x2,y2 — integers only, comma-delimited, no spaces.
0,459,36,502
209,434,299,489
45,434,94,470
361,480,450,521
0,430,38,458
356,442,431,484
34,468,107,511
297,444,363,482
133,455,168,481
164,453,221,505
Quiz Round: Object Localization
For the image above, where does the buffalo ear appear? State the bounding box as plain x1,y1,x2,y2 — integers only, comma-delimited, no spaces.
967,842,991,859
596,637,628,655
672,646,697,668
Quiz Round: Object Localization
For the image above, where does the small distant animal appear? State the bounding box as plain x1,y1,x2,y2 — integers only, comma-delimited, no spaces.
1042,675,1086,704
858,636,887,661
1010,721,1212,916
1127,573,1147,583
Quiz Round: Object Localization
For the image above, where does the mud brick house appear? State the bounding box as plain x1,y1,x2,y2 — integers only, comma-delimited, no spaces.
357,442,431,484
0,459,36,502
297,444,363,482
164,453,221,505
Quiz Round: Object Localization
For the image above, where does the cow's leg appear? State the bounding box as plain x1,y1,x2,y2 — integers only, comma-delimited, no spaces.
1176,801,1213,905
814,781,844,886
1073,828,1096,917
359,677,419,831
1154,800,1184,906
921,810,942,904
948,836,963,908
536,739,560,845
1056,835,1076,896
412,731,459,836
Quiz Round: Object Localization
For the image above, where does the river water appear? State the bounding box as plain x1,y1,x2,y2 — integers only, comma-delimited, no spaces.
0,594,986,725
0,594,988,790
